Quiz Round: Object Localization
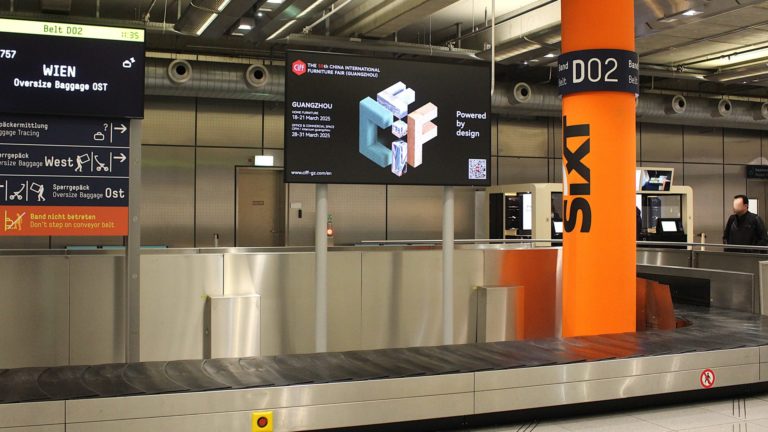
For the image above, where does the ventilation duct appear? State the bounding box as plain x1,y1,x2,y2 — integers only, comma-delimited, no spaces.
665,95,686,115
145,58,284,101
716,98,733,117
757,103,768,121
508,82,560,112
245,64,272,89
41,0,72,13
143,63,768,130
503,83,768,131
167,60,193,84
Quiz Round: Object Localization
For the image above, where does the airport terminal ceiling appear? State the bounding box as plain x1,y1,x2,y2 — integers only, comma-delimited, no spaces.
1,0,768,98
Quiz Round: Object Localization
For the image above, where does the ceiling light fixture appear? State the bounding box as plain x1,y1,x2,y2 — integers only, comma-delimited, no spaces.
238,18,254,31
266,19,297,40
659,8,702,23
298,0,324,18
231,17,256,36
195,13,218,35
192,0,232,35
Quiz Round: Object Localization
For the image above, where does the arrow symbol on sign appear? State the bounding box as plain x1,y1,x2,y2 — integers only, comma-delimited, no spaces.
113,153,127,163
114,124,127,134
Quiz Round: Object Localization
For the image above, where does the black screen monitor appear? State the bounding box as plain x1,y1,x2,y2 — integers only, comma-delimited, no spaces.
0,18,145,118
284,50,491,186
637,168,674,192
553,221,563,234
657,218,683,233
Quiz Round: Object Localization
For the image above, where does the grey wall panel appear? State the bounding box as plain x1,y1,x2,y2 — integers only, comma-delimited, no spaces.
328,184,386,244
491,156,499,185
223,252,362,355
360,249,483,349
683,163,724,242
641,123,683,162
552,120,562,159
197,99,262,148
386,186,443,240
552,158,562,183
141,146,195,247
0,256,69,368
196,147,254,247
724,165,748,220
454,187,476,239
288,184,472,244
69,255,125,365
140,254,223,362
142,97,195,146
498,118,548,157
684,126,723,163
546,119,554,158
50,236,123,249
264,102,285,149
1,426,64,432
497,157,549,185
725,129,762,165
491,116,498,156
0,236,49,249
286,184,315,246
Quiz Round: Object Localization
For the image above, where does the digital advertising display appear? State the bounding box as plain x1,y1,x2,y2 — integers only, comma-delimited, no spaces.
0,18,145,118
284,51,491,186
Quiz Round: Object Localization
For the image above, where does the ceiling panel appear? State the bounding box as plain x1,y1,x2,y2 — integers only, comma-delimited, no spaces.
661,22,736,39
636,35,693,54
709,28,768,45
700,5,768,27
641,41,743,65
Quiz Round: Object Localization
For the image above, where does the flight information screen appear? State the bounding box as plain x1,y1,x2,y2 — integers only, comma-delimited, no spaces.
0,19,145,118
285,50,491,186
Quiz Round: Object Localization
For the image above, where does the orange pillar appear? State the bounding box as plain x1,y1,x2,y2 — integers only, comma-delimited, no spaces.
559,0,637,336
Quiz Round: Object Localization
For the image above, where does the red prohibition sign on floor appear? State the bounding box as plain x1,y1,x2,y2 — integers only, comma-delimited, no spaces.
700,369,716,389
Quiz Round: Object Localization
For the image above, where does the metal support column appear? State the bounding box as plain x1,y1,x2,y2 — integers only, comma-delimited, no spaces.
315,183,328,352
126,119,142,362
443,185,455,345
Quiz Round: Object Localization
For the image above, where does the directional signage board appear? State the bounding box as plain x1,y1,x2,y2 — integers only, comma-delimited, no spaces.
0,18,144,118
0,114,129,236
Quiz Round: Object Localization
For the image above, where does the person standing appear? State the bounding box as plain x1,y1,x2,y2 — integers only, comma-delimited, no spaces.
723,195,768,253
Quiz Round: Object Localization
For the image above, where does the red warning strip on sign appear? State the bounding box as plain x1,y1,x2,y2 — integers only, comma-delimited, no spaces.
0,206,128,236
700,368,716,389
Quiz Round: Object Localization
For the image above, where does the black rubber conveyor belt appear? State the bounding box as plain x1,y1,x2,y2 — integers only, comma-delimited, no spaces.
2,305,768,404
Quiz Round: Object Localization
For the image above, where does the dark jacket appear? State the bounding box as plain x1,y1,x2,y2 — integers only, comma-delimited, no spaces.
723,212,768,253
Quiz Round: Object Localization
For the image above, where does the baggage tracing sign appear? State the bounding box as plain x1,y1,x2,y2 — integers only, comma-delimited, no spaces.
0,115,129,235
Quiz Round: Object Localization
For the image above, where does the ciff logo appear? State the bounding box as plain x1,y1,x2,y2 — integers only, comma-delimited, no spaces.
291,60,307,76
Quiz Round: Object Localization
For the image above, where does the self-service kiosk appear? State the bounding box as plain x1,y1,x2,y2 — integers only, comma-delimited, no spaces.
483,177,694,245
482,183,563,242
635,167,694,244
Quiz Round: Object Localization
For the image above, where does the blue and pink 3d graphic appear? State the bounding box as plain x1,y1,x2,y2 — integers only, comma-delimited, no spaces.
359,82,438,177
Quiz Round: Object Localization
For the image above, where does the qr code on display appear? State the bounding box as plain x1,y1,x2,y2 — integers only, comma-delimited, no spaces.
468,159,487,180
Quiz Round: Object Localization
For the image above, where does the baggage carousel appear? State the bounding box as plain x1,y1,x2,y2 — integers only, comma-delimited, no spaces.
2,305,768,431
